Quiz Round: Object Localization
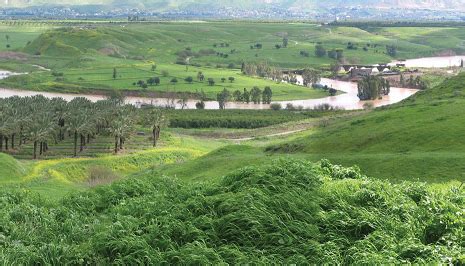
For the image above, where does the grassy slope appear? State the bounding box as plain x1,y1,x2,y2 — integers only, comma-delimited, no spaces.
0,134,227,200
266,73,465,183
0,153,26,183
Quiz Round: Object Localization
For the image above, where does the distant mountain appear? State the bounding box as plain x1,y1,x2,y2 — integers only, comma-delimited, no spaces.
1,0,463,11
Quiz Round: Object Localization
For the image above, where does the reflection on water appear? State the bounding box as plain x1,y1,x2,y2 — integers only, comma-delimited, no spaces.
391,55,465,68
277,78,419,110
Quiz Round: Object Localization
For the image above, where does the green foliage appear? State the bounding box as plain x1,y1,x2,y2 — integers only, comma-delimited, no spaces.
0,159,463,264
166,110,321,129
0,153,25,182
315,44,327,57
357,75,390,100
216,88,230,109
386,45,398,57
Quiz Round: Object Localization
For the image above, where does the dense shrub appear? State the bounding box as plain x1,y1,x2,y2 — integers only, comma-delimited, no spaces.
166,110,327,129
0,159,463,264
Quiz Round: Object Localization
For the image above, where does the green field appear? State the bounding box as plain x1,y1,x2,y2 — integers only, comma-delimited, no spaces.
2,21,465,99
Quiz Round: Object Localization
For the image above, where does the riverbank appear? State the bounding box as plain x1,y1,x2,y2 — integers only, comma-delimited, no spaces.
4,55,465,110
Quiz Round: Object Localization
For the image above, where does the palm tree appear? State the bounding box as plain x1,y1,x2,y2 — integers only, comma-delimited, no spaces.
109,106,135,153
144,108,167,147
28,112,55,159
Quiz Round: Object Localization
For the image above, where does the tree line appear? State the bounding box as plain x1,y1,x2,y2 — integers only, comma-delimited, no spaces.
357,76,391,100
214,87,273,110
241,62,284,82
0,96,167,159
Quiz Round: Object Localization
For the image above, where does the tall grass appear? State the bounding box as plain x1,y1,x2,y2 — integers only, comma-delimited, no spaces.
0,159,463,264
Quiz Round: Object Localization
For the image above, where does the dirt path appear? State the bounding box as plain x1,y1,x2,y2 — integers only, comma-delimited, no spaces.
33,65,51,71
230,129,307,141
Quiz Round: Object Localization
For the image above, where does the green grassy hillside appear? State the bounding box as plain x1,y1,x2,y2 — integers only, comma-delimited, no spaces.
0,153,26,183
23,23,464,67
0,133,225,200
2,22,465,98
267,73,465,182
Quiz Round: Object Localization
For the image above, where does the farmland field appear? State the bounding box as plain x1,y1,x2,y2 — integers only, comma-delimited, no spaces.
2,21,465,99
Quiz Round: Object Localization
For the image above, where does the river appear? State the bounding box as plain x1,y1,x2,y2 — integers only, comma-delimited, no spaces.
391,55,465,68
1,55,459,110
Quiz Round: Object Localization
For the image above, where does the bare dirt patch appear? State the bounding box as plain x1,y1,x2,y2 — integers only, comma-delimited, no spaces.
0,52,28,61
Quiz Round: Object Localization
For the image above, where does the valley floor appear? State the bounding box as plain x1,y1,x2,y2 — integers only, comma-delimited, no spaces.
2,103,463,202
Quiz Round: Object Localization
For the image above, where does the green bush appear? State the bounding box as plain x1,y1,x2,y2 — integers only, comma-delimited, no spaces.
167,110,326,129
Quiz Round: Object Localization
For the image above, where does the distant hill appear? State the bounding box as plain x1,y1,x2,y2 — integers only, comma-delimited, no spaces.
1,0,463,11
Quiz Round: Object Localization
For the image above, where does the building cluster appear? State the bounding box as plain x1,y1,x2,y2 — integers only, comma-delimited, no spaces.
343,64,422,85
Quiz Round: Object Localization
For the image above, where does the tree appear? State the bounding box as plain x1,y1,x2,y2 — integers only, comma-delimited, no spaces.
243,88,250,104
300,51,310,57
233,90,242,102
195,101,205,109
347,42,357,50
400,74,405,87
270,103,282,110
107,90,126,105
112,68,117,79
137,80,146,87
221,77,226,83
109,107,135,153
329,88,337,96
170,78,178,85
28,114,55,159
144,108,166,147
302,68,321,87
147,77,156,86
197,71,205,81
151,64,157,71
185,76,194,84
282,37,288,48
262,86,272,104
330,62,341,76
381,79,390,95
251,87,262,104
315,44,327,57
328,49,344,60
154,77,160,86
357,76,390,100
228,77,235,83
177,93,189,110
208,78,215,86
217,88,231,110
386,45,397,57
